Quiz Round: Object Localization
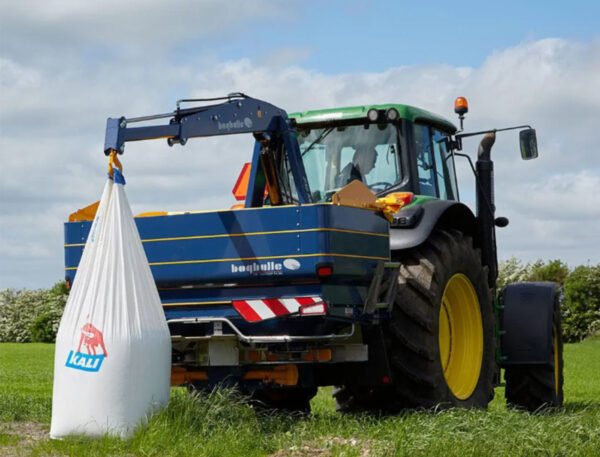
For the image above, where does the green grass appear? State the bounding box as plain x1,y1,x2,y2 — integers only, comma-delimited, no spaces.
0,343,54,422
1,340,599,456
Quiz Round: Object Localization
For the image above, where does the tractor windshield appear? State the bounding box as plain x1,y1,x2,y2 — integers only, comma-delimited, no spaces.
298,124,402,202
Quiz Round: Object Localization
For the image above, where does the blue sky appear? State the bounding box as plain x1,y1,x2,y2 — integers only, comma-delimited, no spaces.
1,0,599,289
176,0,600,71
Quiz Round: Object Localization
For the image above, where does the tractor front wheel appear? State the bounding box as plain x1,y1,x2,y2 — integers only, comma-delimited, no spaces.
504,293,564,411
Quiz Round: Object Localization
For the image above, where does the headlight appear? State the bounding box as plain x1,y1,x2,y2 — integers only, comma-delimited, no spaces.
386,108,399,121
367,108,379,122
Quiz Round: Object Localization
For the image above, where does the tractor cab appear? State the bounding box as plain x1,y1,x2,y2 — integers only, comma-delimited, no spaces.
289,104,459,203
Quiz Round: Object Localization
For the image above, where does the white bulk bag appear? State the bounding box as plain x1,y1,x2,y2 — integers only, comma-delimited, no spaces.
51,159,171,438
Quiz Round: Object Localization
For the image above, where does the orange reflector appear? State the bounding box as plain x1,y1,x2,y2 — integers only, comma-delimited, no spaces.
170,366,208,386
232,162,268,202
247,350,261,362
232,162,251,201
246,350,279,362
454,96,469,115
302,349,332,362
243,364,298,386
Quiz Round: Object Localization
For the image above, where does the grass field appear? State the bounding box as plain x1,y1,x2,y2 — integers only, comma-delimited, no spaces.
1,340,599,456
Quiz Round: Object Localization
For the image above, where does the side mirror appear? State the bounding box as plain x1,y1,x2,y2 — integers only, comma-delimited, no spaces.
519,128,538,160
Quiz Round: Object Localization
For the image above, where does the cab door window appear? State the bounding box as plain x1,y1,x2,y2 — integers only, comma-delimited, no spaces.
414,124,436,196
432,128,458,200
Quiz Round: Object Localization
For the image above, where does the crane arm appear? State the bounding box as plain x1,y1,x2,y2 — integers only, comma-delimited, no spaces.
102,93,312,205
104,94,289,154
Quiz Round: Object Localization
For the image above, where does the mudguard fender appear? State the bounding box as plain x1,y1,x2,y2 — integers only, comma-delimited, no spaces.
390,199,476,251
500,282,557,366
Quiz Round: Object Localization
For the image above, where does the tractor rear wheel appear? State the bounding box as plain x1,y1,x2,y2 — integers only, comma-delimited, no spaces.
334,229,496,412
505,294,564,411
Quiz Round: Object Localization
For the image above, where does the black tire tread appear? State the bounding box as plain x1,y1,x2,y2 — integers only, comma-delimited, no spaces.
335,229,496,413
505,294,564,412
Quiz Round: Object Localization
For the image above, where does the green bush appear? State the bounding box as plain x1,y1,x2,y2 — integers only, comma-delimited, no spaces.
497,258,600,343
30,312,59,343
496,256,530,292
527,259,569,287
562,265,600,342
0,282,68,343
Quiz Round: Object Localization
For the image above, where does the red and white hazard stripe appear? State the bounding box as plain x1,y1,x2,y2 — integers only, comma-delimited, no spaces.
233,296,324,322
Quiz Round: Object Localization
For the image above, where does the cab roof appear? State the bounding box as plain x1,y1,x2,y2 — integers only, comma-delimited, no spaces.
290,103,457,133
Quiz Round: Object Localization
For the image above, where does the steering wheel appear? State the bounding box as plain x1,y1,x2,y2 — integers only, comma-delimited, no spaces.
368,181,393,191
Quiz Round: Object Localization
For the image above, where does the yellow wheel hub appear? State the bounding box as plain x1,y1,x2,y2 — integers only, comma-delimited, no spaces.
438,273,483,400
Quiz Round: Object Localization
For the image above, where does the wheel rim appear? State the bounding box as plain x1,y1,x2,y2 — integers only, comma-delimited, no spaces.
438,273,484,400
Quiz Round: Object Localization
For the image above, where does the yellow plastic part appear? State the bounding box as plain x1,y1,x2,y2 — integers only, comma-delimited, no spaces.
331,181,412,222
438,273,483,400
373,192,413,222
107,150,123,179
68,201,100,222
135,211,169,218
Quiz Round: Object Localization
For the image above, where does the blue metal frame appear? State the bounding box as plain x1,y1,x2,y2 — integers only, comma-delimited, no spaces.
103,95,312,205
64,203,390,332
65,204,389,286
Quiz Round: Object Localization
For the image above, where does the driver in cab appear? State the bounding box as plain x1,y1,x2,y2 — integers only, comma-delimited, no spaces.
336,146,377,187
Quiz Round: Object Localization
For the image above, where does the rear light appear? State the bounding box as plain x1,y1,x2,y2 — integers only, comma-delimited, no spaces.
300,302,327,316
317,266,333,277
65,277,71,290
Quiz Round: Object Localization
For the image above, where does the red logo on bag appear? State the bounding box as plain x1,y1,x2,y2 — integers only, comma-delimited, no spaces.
78,323,108,357
65,322,108,372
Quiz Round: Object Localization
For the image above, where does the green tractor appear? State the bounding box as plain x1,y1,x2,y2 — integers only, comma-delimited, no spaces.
288,97,563,411
68,94,562,414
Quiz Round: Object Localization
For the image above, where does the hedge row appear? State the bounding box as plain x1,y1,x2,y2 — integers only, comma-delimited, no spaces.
0,282,68,343
1,260,598,343
497,258,600,342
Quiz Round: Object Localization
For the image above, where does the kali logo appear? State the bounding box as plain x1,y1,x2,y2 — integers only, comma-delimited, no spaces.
65,322,108,372
243,117,253,128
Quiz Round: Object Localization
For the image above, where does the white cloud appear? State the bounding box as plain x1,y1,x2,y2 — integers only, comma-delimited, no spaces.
0,1,290,64
1,35,599,288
